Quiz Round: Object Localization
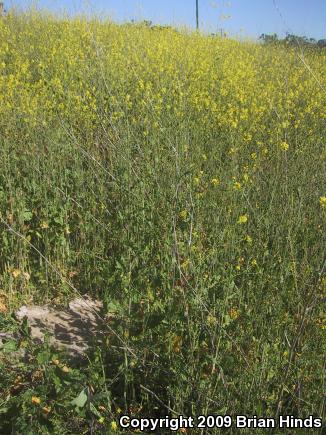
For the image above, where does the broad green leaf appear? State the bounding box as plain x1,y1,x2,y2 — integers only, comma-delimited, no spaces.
71,388,88,408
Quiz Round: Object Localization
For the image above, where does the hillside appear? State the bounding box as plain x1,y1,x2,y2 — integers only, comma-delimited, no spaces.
0,11,325,433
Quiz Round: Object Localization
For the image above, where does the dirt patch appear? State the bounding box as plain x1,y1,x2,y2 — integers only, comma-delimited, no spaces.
14,295,103,358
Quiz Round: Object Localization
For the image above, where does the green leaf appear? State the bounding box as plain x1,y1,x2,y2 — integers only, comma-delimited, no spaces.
71,388,88,408
54,216,63,225
106,301,123,314
89,402,102,418
222,314,232,327
23,210,33,222
36,350,51,364
2,340,17,353
53,373,62,393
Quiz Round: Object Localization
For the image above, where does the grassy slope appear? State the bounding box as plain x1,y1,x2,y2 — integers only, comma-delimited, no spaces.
0,11,325,433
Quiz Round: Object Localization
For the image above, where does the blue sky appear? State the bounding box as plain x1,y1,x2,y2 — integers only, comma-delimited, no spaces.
7,0,326,40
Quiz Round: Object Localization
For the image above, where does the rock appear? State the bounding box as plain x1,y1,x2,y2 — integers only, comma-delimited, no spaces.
15,295,103,358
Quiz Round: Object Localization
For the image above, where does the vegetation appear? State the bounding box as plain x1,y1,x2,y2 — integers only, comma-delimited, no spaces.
260,32,326,48
0,10,325,434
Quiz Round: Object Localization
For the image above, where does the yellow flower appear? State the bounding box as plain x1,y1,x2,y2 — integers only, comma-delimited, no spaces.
42,406,51,414
111,421,118,431
0,302,8,313
40,221,49,229
179,210,187,220
282,121,289,129
206,314,217,325
243,173,249,182
31,396,41,405
211,178,220,186
280,141,289,151
181,258,190,269
319,196,326,207
230,308,239,320
251,259,258,267
233,181,242,190
245,235,252,243
238,214,248,224
12,269,21,278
